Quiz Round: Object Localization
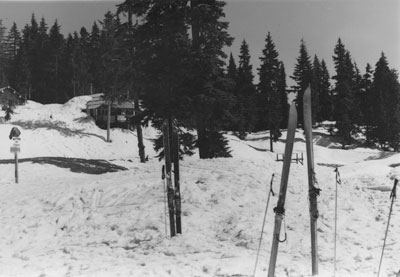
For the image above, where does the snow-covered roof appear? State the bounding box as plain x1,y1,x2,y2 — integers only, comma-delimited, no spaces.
85,93,135,110
0,86,18,94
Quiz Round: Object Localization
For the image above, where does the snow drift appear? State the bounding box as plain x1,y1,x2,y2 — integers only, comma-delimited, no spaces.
0,97,398,277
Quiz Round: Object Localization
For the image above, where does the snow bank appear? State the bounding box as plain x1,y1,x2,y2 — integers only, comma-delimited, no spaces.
0,97,399,277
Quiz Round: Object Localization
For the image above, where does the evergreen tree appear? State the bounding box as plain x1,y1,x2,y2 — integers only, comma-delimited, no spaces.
257,32,282,151
332,38,357,148
47,20,65,103
318,59,332,122
291,39,312,125
310,55,321,124
278,61,289,128
368,53,400,150
226,52,238,81
0,20,7,87
352,62,363,125
89,22,102,94
189,0,234,158
4,22,21,88
360,63,374,141
234,39,256,138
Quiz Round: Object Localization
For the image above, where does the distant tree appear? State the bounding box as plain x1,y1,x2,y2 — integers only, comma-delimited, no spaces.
89,22,102,94
278,61,289,128
352,62,363,126
234,39,256,138
226,52,238,81
310,55,321,124
368,53,400,150
257,32,282,151
318,59,332,122
360,63,374,142
0,20,8,87
47,20,65,103
4,22,21,88
291,39,312,125
332,38,357,148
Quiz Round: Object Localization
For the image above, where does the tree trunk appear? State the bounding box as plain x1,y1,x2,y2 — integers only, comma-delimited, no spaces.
107,101,111,142
196,115,208,159
270,129,274,152
134,90,146,162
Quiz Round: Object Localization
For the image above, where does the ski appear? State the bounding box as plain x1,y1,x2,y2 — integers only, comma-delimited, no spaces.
268,102,298,277
162,119,176,237
172,127,182,234
303,85,319,275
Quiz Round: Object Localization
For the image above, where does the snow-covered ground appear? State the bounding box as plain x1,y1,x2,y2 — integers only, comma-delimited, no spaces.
0,98,399,277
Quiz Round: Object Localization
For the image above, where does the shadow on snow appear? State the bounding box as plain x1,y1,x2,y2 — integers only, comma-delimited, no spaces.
0,157,127,175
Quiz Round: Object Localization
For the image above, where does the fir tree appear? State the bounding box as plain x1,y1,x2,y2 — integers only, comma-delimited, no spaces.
332,38,357,148
47,20,65,103
291,39,312,125
190,0,234,158
310,55,321,124
368,53,400,150
0,20,8,87
257,32,282,151
226,52,238,81
278,61,289,128
4,22,21,88
234,39,256,138
318,59,332,122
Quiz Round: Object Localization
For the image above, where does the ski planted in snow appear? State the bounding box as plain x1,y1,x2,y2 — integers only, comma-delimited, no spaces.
268,102,298,277
162,119,176,237
303,85,320,275
172,127,182,234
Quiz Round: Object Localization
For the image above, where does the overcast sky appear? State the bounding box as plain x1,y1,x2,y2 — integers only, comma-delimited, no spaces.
0,0,399,86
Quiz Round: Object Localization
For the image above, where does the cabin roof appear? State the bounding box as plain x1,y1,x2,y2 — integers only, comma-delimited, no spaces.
86,93,135,110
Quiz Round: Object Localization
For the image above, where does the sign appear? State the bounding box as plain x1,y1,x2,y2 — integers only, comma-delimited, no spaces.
10,145,20,153
9,127,21,140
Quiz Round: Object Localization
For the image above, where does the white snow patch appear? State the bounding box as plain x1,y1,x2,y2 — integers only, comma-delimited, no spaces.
0,97,398,276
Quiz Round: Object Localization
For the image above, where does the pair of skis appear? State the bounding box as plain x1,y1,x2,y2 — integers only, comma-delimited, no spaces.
268,86,319,276
162,119,182,237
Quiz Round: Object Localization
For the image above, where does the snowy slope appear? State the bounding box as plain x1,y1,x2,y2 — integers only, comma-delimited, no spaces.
0,98,399,277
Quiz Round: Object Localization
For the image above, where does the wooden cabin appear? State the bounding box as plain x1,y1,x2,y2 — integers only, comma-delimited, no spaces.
85,93,135,130
0,86,25,107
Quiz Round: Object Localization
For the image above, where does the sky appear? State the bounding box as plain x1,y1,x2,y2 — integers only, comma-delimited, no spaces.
0,0,399,87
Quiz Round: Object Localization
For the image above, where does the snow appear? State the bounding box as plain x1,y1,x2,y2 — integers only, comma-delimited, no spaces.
0,98,399,277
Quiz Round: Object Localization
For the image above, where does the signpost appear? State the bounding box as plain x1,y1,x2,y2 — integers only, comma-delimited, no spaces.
9,127,21,184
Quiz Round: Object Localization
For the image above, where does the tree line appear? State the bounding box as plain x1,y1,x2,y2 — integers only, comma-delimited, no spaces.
0,0,399,157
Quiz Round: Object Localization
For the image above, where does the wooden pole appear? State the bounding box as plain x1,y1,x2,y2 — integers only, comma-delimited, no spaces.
14,151,18,184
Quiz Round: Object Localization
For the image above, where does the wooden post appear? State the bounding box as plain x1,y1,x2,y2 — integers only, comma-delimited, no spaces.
14,152,18,184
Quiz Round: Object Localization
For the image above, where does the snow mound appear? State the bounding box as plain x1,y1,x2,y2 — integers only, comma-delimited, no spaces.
0,97,399,276
0,96,156,160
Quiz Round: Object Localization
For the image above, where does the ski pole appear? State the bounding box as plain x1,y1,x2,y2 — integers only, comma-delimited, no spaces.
377,179,398,277
253,173,275,277
334,167,342,275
